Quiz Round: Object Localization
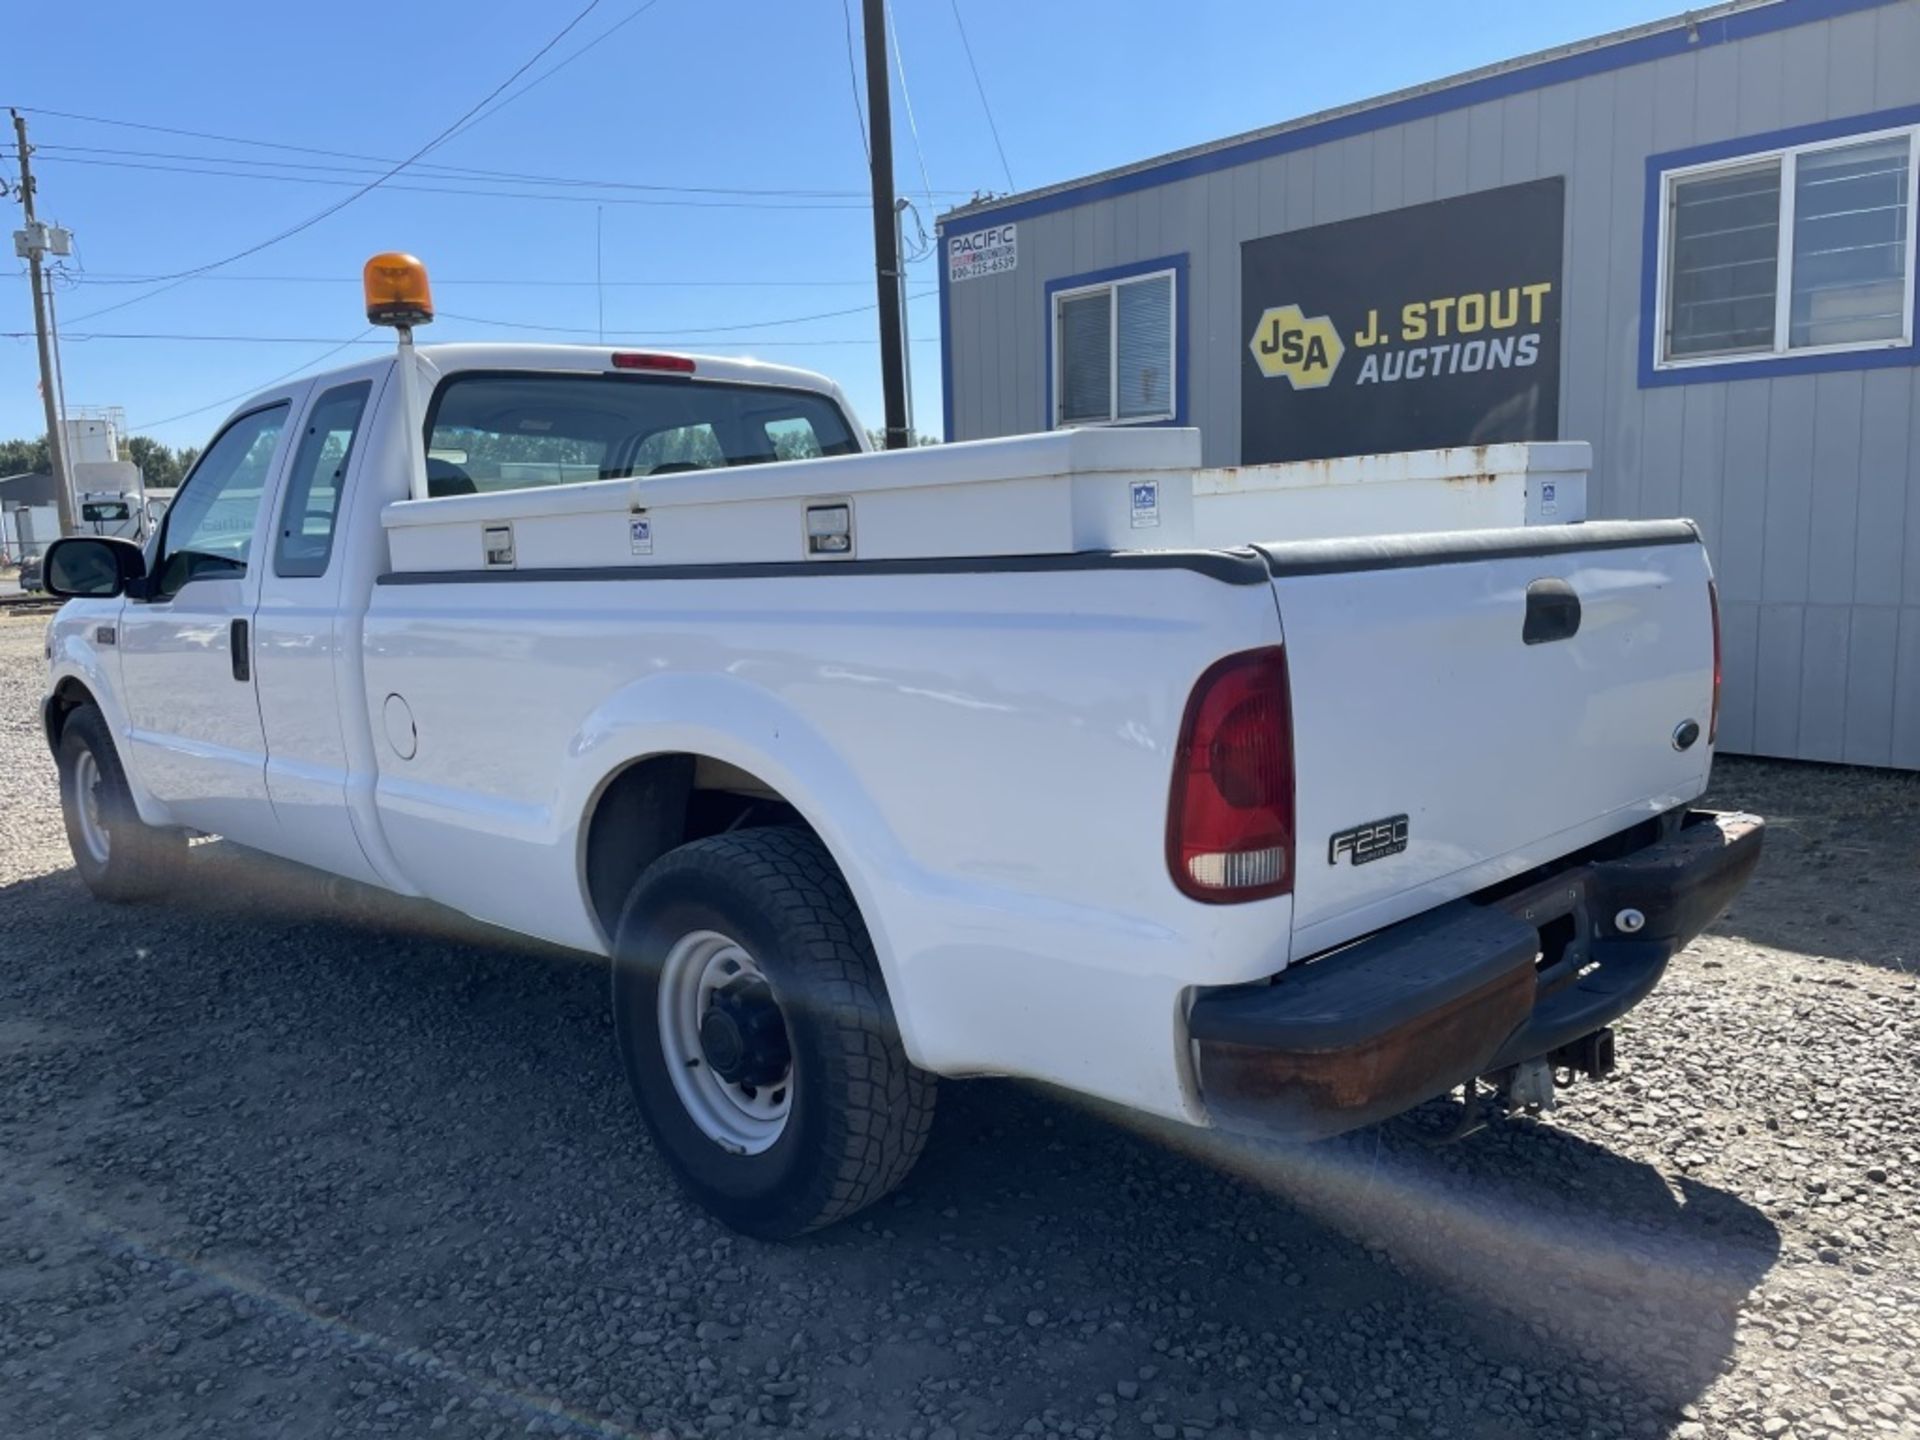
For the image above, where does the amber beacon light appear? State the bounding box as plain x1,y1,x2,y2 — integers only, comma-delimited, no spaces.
363,252,435,327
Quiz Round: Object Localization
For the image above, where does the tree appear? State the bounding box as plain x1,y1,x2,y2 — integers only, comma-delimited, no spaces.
0,435,51,478
122,435,197,489
1,433,203,488
864,428,939,449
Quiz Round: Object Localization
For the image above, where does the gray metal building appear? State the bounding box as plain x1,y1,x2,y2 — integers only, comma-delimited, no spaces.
936,0,1920,768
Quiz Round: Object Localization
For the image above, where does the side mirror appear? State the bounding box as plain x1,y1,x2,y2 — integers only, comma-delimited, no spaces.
42,535,147,600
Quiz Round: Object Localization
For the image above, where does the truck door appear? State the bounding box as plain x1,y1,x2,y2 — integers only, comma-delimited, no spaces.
251,375,385,883
117,396,299,844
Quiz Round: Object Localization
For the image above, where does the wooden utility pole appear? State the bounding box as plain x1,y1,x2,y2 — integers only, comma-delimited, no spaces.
861,0,911,450
10,110,76,536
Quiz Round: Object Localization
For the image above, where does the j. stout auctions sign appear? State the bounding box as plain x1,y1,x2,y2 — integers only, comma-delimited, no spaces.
1239,177,1564,464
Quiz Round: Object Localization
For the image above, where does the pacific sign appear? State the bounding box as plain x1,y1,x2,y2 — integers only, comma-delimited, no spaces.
947,223,1017,284
1239,178,1565,464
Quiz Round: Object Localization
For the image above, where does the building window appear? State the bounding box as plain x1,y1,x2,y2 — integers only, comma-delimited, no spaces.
1657,125,1916,369
1051,268,1177,426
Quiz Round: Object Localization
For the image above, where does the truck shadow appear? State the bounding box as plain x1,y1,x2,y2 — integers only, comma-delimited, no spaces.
1,840,1780,1439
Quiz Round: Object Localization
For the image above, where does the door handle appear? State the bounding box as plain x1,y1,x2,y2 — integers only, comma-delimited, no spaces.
1522,578,1581,645
229,618,251,682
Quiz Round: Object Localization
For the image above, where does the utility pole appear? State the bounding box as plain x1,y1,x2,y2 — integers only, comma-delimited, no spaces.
10,110,76,537
893,198,915,442
862,0,911,450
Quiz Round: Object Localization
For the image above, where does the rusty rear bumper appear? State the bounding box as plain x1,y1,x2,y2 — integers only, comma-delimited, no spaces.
1188,809,1764,1142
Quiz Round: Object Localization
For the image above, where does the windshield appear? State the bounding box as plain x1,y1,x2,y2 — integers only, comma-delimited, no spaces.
423,372,859,498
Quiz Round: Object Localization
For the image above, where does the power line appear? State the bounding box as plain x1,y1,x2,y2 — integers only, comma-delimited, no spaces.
12,329,938,348
26,140,964,199
129,330,377,431
24,153,873,213
57,270,892,288
436,289,934,337
52,0,612,323
838,0,870,161
884,0,938,234
434,0,671,151
948,0,1015,193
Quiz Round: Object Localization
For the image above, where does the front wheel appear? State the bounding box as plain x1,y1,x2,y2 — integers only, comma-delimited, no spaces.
611,828,935,1238
56,704,182,902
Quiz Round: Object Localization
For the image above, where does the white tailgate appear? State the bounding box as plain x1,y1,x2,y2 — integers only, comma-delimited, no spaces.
1267,521,1716,958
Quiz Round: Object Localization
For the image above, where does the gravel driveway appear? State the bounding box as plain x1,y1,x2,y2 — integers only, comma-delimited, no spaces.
2,614,1915,1440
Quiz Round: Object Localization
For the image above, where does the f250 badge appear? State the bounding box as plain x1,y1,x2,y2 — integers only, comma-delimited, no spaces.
1329,814,1409,866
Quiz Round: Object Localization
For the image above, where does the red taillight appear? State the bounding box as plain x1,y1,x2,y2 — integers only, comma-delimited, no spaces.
1167,647,1295,903
611,352,696,373
1707,578,1723,746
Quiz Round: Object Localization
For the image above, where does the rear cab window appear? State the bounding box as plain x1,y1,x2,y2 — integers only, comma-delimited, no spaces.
422,373,860,498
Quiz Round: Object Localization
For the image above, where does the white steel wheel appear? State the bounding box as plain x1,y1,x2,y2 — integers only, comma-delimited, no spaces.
71,749,110,866
656,929,794,1155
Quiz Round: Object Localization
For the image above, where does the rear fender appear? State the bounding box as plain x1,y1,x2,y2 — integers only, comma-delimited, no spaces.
560,670,927,1058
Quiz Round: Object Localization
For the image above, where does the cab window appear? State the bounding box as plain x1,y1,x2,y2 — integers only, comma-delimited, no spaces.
275,382,371,578
151,404,289,598
423,373,859,496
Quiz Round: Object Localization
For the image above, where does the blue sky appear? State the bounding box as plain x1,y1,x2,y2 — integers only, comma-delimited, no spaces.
4,0,1686,451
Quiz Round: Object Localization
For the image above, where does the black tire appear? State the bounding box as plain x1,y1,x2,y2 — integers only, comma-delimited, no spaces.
611,827,935,1239
56,704,182,903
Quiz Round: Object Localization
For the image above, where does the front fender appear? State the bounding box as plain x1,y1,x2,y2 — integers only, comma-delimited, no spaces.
560,670,929,1057
46,611,170,828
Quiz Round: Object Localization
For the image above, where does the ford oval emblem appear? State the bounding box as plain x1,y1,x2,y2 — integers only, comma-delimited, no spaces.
1672,718,1701,752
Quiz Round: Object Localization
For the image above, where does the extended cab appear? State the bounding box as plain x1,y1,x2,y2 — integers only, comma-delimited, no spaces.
39,320,1761,1237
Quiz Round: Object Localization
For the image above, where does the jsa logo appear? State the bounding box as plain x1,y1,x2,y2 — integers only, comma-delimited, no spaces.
1248,304,1345,389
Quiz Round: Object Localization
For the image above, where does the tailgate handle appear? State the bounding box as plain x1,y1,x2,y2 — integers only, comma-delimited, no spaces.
1523,578,1581,645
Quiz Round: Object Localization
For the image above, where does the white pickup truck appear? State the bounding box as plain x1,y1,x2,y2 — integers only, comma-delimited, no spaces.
39,327,1762,1238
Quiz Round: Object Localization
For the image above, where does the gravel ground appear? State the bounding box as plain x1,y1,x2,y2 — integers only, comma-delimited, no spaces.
1,613,1916,1440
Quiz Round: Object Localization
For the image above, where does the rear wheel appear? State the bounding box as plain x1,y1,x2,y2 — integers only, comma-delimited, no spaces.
611,827,935,1238
56,704,182,902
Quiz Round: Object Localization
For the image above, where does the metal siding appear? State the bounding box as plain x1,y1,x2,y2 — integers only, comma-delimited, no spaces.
1843,605,1900,765
1372,126,1405,213
1717,383,1773,605
1719,599,1762,751
1500,90,1542,182
1763,382,1819,605
1735,28,1787,133
1679,384,1728,549
1432,107,1472,197
1562,74,1617,504
1825,7,1876,104
1754,602,1806,755
1778,19,1830,125
1467,100,1504,192
1311,139,1345,221
1853,370,1910,605
939,7,1920,765
1807,372,1865,608
1893,608,1920,768
1640,386,1686,524
1341,134,1376,222
1607,65,1659,521
1797,603,1852,760
1907,370,1920,605
1875,0,1920,105
1400,116,1438,206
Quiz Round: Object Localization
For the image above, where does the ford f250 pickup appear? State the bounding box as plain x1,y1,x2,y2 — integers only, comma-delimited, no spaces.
37,259,1762,1238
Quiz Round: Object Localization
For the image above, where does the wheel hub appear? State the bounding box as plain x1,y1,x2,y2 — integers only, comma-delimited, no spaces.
656,930,795,1155
699,980,790,1087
